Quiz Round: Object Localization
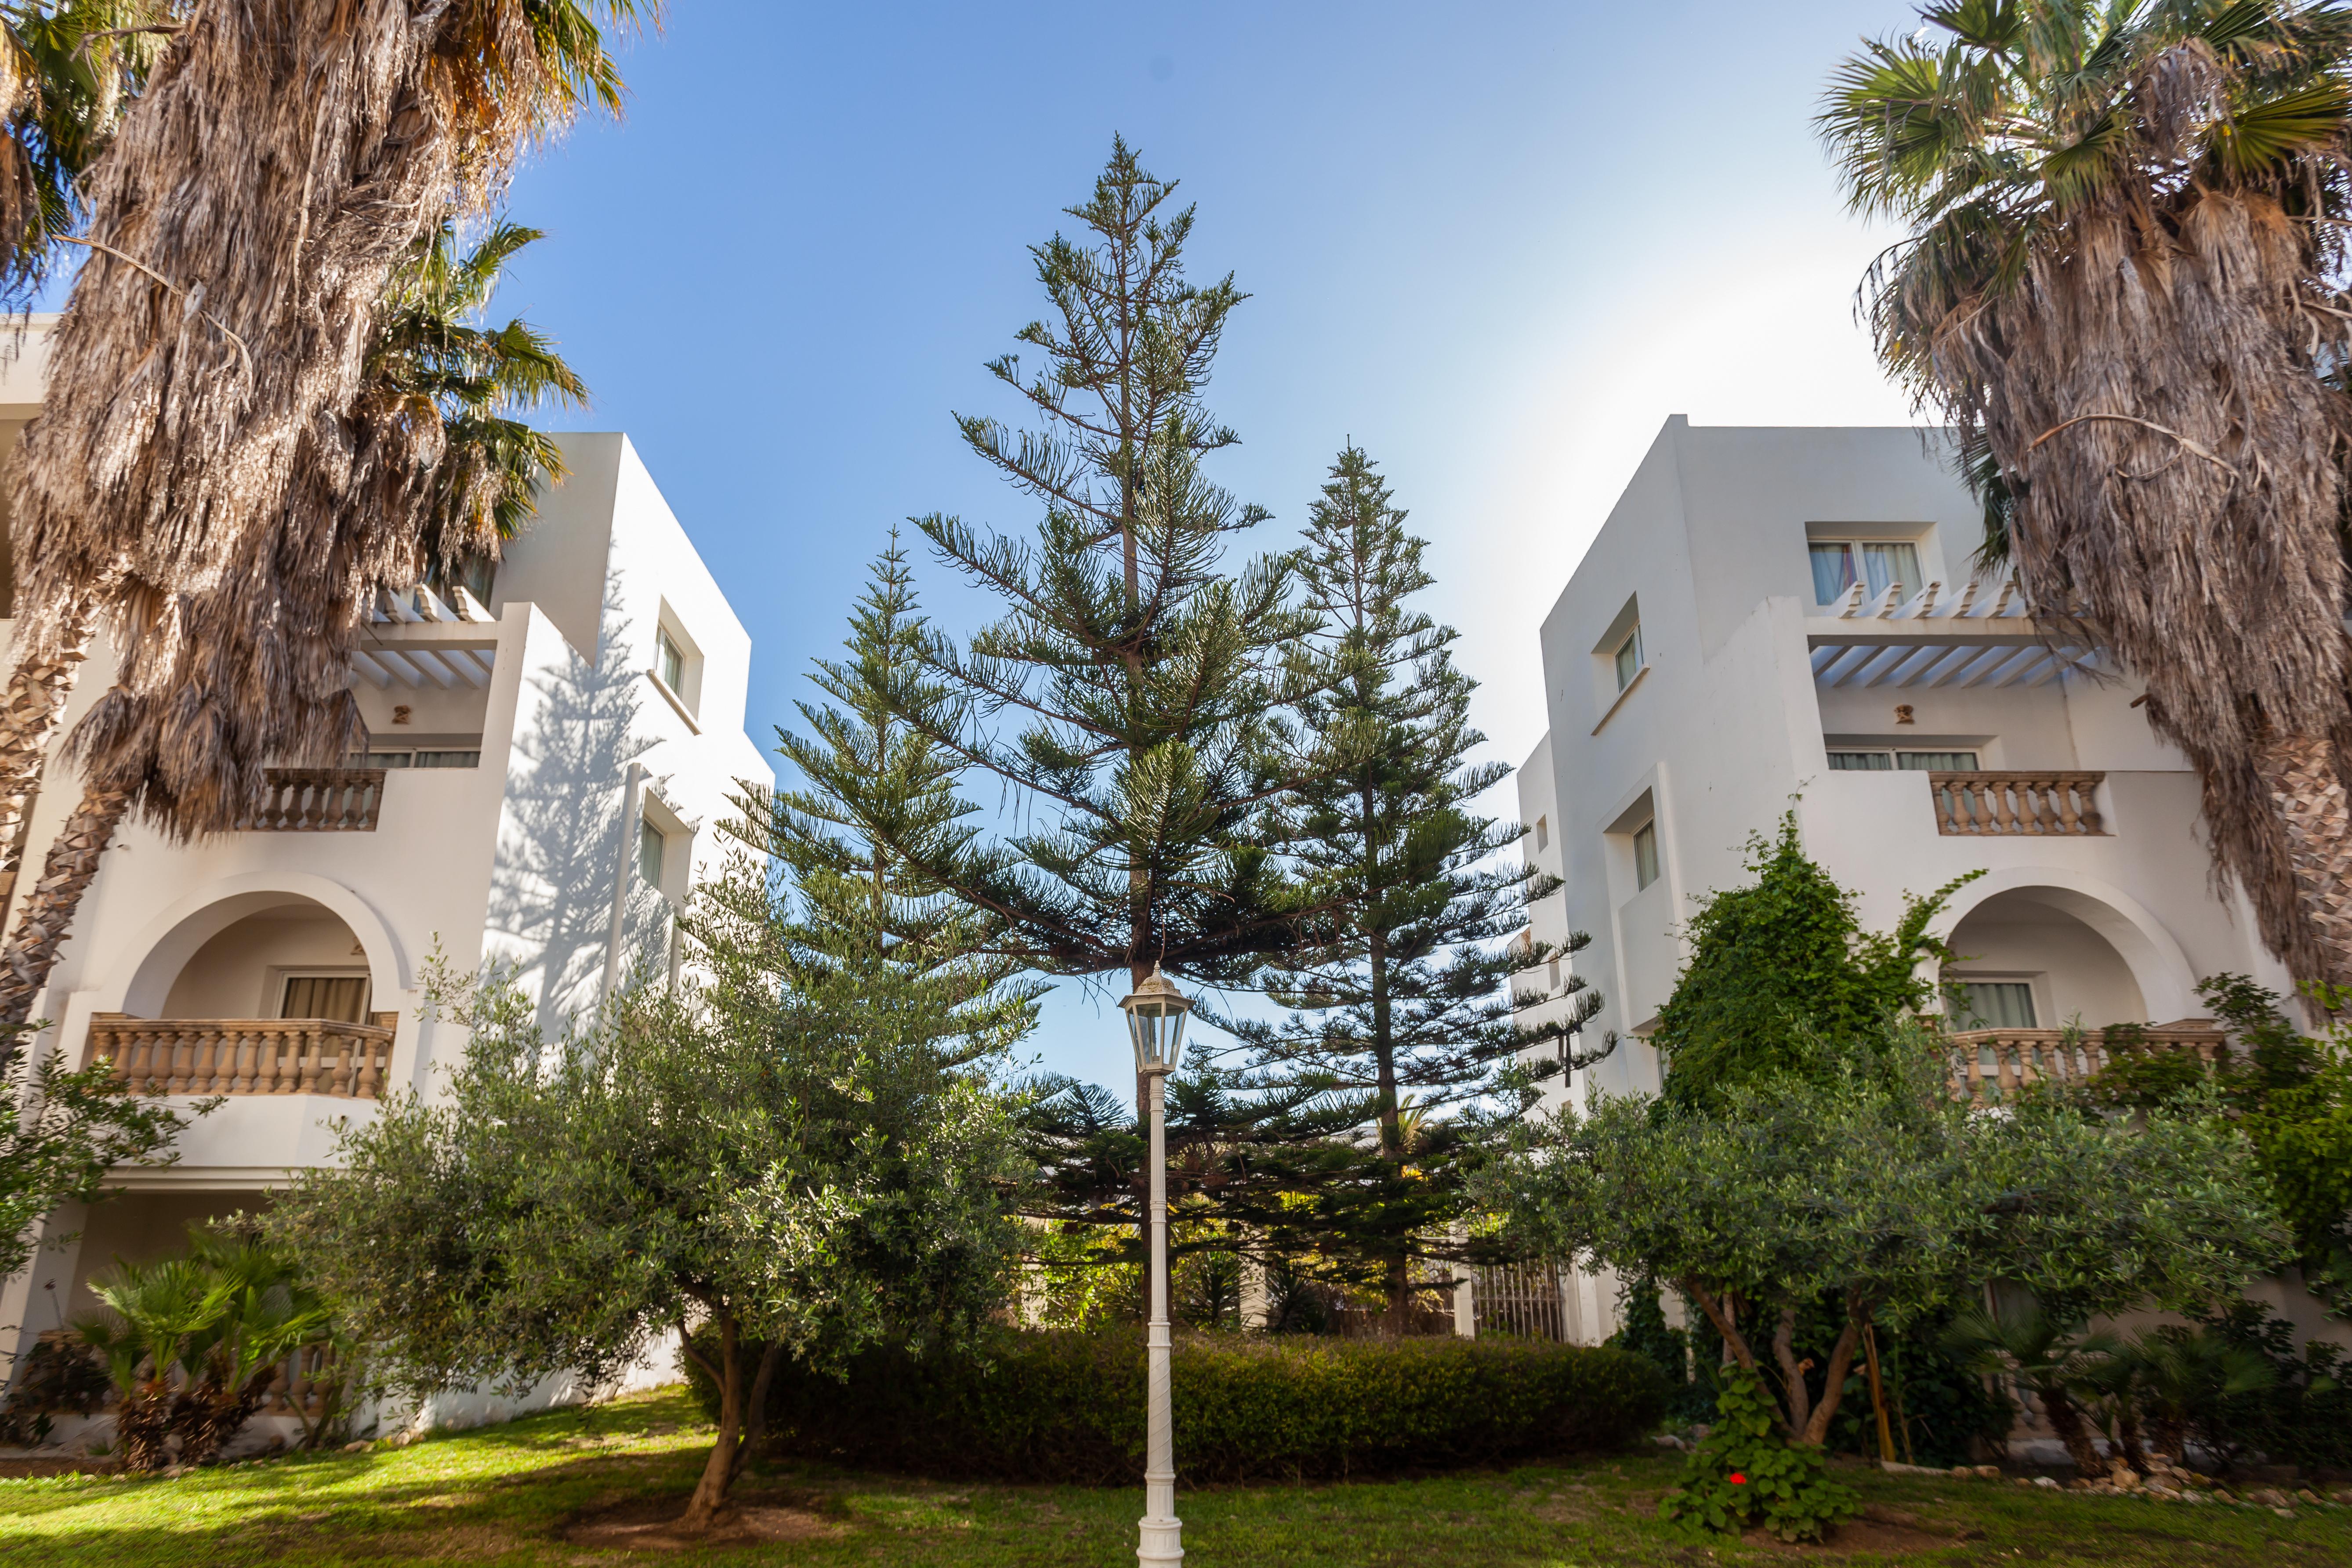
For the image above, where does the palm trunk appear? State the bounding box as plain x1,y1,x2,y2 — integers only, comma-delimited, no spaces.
0,604,95,915
2256,734,2352,986
2037,1382,2107,1478
2113,1398,2147,1474
0,779,132,1032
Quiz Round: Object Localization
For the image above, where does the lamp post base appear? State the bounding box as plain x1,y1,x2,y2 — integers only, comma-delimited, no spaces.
1137,1511,1184,1566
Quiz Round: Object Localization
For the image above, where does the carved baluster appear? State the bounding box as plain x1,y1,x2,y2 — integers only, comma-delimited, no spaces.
330,1031,354,1095
2046,779,2075,834
356,1030,383,1099
1996,779,2023,833
270,1027,295,1094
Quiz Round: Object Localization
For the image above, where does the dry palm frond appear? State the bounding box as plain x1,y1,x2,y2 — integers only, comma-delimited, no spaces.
69,218,586,837
0,3,647,1028
1823,0,2352,985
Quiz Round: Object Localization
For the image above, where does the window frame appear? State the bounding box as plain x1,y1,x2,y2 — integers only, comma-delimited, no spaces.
271,967,373,1023
1826,748,1981,772
1632,821,1661,891
1807,533,1928,606
649,601,705,725
1612,624,1644,692
1944,973,2043,1031
638,817,666,888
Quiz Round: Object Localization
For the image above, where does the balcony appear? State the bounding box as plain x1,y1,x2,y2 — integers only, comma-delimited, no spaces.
1928,771,2106,837
86,1014,397,1099
241,768,385,832
1944,1019,2226,1104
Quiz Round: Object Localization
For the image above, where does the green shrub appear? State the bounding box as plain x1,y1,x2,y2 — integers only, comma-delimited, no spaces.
2176,1299,2352,1470
0,1334,110,1446
686,1328,1668,1483
1658,1366,1858,1544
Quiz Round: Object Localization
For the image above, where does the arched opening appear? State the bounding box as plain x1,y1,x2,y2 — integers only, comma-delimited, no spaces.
154,898,373,1023
1942,887,2151,1031
88,891,399,1103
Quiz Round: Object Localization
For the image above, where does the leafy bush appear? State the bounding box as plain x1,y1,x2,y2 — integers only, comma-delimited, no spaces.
686,1327,1667,1483
0,1334,110,1447
1649,815,1968,1111
2172,1299,2352,1471
1658,1366,1858,1543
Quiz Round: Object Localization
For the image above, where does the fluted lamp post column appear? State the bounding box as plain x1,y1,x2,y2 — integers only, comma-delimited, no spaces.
1120,963,1193,1568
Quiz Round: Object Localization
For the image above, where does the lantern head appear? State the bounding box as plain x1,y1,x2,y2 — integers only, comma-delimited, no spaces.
1119,963,1193,1076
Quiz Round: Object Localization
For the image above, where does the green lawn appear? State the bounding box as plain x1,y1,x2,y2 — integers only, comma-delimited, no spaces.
2,1385,2347,1565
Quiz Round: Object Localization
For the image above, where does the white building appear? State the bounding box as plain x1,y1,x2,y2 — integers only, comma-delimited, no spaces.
1514,417,2299,1340
0,333,771,1417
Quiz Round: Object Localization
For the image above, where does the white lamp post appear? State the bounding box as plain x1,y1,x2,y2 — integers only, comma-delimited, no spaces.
1120,963,1193,1568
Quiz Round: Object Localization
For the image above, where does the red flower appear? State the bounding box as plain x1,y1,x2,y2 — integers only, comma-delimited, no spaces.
1729,1473,1747,1485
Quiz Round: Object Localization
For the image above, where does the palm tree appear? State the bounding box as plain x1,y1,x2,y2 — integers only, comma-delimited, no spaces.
0,219,587,1027
0,3,177,909
0,3,643,1034
0,3,176,301
1946,1297,2117,1477
1821,1,2352,987
2130,1323,2275,1463
73,1224,327,1470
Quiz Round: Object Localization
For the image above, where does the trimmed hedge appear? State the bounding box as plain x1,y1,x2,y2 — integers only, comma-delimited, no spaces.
688,1329,1667,1483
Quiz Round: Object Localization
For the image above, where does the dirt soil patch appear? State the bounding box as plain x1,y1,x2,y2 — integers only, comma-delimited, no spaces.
558,1489,848,1552
1744,1504,1984,1557
0,1458,104,1479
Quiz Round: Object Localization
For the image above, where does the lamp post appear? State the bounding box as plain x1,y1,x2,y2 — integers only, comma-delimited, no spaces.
1120,963,1193,1568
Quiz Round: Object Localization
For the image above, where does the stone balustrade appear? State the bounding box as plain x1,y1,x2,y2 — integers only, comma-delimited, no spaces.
1945,1020,2228,1104
243,767,385,832
85,1013,397,1099
1928,771,2106,836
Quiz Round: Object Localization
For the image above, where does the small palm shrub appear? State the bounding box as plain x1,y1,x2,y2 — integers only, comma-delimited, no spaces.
687,1327,1667,1483
73,1224,330,1469
1657,1366,1858,1543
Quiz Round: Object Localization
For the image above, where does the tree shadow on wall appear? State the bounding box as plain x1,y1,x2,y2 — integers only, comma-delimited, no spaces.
483,580,670,1036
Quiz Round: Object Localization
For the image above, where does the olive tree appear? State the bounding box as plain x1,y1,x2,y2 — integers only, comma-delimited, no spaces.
275,894,1029,1529
1476,1028,2287,1447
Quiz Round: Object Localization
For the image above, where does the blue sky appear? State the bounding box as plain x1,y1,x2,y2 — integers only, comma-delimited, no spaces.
491,0,1925,1085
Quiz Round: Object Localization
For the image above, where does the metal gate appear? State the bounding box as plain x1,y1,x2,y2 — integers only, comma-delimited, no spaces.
1467,1262,1576,1341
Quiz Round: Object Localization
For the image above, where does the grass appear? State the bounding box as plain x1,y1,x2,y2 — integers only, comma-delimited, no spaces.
1,1384,2348,1565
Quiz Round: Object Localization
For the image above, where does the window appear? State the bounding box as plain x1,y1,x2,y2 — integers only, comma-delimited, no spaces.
1612,624,1643,692
1633,821,1660,890
638,818,666,887
347,746,480,769
281,974,370,1023
1534,815,1548,851
1827,749,1979,771
1950,980,2037,1029
657,626,685,694
1810,540,1922,605
1546,956,1562,992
